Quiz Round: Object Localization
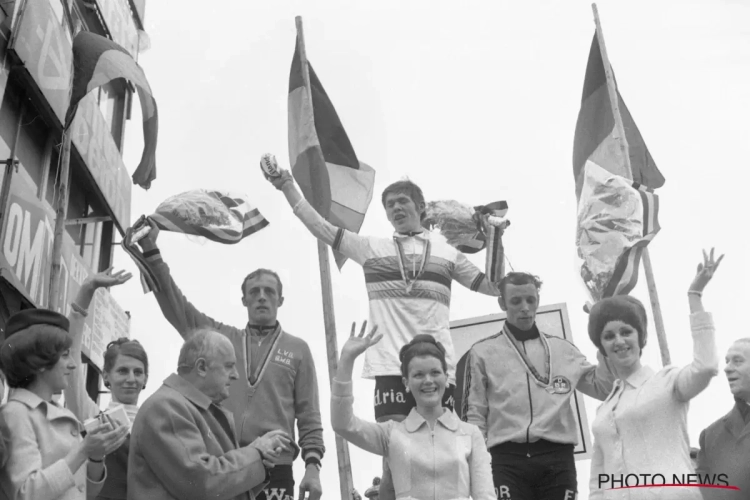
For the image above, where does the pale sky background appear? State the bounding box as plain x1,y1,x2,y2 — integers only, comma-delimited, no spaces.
106,1,749,497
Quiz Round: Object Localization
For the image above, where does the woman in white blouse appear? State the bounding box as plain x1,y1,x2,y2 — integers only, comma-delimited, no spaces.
587,249,723,500
332,323,495,500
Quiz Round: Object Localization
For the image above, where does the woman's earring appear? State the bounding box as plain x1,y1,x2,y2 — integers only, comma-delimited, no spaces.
405,387,410,393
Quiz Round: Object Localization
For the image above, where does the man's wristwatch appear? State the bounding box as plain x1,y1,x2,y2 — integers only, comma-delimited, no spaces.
305,458,321,472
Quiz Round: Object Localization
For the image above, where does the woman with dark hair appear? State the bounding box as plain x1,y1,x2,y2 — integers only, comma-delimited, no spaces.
587,249,723,500
63,268,148,500
0,309,129,500
332,323,494,499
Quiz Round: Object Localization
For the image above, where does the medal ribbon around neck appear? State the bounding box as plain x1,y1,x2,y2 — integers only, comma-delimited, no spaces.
393,234,431,294
501,323,552,388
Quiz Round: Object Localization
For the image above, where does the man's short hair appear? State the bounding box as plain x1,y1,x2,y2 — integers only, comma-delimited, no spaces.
381,179,426,221
241,269,283,297
498,272,543,305
177,329,228,375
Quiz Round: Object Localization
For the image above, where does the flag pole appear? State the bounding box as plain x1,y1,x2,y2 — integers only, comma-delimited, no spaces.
295,16,355,500
47,128,72,312
48,2,77,312
592,3,670,366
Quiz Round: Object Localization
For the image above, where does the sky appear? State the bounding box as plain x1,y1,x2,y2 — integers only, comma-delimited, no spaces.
106,0,750,497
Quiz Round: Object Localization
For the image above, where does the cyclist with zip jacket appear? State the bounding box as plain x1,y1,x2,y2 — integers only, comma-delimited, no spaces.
464,272,615,500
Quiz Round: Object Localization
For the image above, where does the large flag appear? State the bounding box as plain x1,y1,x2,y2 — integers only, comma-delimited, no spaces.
66,31,158,189
572,34,665,201
573,33,664,303
288,36,375,268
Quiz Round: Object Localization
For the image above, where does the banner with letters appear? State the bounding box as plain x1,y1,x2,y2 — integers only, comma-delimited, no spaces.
9,0,132,229
0,186,129,369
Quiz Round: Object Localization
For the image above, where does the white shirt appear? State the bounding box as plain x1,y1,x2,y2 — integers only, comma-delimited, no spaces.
589,312,718,500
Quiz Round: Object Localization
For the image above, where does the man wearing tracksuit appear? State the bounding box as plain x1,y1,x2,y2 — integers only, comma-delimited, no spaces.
464,272,614,500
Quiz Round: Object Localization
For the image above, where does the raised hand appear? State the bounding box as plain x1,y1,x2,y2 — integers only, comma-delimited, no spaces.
87,267,133,290
340,321,382,362
270,169,294,191
136,217,160,251
689,248,724,293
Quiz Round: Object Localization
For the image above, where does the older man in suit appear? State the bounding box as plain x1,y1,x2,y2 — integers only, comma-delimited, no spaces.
696,338,750,499
128,329,291,500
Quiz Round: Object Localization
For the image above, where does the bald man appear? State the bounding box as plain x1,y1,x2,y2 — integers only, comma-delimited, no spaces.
128,329,291,500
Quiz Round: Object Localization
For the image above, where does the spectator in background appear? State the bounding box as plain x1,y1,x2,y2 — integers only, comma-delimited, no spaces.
696,337,750,499
64,267,153,500
0,309,129,500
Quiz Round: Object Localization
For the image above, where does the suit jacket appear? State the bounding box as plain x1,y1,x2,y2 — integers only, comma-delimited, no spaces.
0,388,105,500
127,374,267,500
697,401,750,500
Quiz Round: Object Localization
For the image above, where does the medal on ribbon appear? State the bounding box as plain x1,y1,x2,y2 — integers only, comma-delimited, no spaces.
393,235,431,294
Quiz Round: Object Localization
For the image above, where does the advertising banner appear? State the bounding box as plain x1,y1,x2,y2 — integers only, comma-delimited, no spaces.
95,0,139,58
9,0,132,229
0,187,130,369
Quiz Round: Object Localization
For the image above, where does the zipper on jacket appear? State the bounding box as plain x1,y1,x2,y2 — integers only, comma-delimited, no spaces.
523,342,533,458
431,429,436,500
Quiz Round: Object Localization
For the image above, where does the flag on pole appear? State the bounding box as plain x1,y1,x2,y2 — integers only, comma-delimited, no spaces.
573,33,664,303
288,36,375,268
572,34,665,201
66,31,158,189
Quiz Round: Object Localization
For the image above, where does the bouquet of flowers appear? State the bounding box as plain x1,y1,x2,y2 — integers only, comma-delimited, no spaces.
422,200,509,283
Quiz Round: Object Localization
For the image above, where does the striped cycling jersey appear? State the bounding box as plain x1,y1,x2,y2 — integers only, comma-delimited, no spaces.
333,227,498,382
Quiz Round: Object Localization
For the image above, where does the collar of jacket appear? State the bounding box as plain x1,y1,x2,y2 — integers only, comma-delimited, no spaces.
8,388,77,423
247,321,281,338
622,364,655,389
8,388,47,409
404,407,459,433
722,400,750,436
393,229,427,239
734,397,750,423
164,373,215,411
505,321,541,342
